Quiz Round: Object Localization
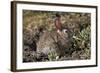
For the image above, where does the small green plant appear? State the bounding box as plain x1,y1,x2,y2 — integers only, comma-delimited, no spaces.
71,25,91,59
48,51,58,61
73,25,91,49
